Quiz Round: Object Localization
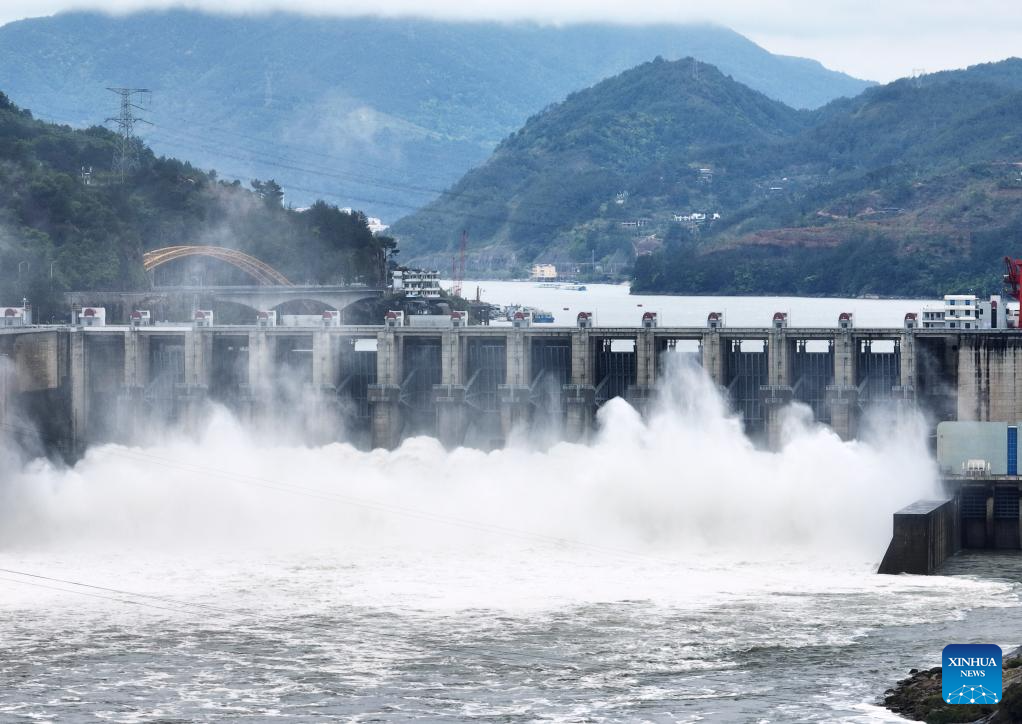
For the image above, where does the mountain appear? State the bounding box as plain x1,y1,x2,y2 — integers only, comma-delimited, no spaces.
392,57,805,264
0,11,872,222
392,58,1022,296
0,91,394,321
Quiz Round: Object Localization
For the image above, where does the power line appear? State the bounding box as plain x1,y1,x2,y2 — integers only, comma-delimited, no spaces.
33,96,570,219
146,123,569,216
0,574,210,618
30,103,563,238
0,568,582,669
30,98,459,191
0,567,239,617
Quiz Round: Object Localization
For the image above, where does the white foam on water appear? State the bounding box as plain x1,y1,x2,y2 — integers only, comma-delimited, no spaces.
0,355,1017,721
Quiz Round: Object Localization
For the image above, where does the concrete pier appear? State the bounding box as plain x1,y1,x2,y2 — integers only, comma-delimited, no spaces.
498,384,531,440
246,329,272,408
369,328,403,448
367,384,402,449
827,330,858,439
0,350,10,434
878,498,961,575
563,384,595,442
570,330,591,386
433,385,466,447
700,331,724,388
69,330,87,452
762,330,793,449
312,330,338,390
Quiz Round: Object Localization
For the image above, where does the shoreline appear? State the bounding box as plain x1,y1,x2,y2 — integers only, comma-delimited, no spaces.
465,278,940,301
884,646,1022,722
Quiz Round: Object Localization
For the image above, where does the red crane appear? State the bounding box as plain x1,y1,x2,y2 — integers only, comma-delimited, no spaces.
451,230,467,298
1004,256,1022,304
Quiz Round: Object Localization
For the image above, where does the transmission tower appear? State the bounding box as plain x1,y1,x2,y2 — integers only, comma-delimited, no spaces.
106,87,151,181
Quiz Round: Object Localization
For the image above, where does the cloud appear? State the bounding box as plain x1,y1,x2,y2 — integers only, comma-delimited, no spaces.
0,0,1019,81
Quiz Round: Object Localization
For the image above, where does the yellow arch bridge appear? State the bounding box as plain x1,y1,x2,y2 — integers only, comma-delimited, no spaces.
143,246,293,286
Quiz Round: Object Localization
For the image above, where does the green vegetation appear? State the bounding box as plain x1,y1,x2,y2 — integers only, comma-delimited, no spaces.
0,92,395,321
394,58,1022,297
0,11,871,221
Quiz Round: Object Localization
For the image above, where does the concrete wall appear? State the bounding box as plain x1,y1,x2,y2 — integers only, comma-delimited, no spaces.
878,498,960,575
957,336,1022,422
12,332,60,392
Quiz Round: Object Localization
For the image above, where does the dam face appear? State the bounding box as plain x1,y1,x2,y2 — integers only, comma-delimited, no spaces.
4,323,1022,455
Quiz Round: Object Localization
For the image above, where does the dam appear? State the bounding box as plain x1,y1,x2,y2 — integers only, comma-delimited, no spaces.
1,310,1019,454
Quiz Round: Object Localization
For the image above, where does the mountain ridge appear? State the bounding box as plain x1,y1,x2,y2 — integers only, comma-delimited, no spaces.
0,10,872,220
391,56,1022,296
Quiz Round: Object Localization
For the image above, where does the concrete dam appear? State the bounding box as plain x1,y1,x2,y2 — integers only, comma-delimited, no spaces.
2,314,1021,455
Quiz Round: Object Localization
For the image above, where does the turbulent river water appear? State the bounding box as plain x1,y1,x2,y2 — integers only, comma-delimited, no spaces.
1,289,1019,722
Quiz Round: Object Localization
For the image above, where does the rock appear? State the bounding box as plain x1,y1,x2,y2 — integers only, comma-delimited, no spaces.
883,649,1022,724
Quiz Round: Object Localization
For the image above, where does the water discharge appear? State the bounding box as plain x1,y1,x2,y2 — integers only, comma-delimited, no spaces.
0,355,1018,721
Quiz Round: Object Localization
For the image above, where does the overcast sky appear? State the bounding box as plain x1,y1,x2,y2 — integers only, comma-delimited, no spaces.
0,0,1019,81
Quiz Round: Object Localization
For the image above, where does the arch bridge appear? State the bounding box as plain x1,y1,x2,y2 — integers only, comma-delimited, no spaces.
143,246,294,286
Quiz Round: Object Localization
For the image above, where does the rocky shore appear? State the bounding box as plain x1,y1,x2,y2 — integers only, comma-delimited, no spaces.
884,647,1022,723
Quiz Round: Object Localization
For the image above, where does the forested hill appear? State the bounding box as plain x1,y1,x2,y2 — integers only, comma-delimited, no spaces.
0,11,872,221
392,57,805,263
0,92,394,321
392,57,1022,297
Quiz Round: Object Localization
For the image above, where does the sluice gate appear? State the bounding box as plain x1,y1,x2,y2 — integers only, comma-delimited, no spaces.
5,323,1022,454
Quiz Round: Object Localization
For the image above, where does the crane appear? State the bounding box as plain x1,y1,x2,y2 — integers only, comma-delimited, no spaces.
1004,256,1022,305
451,230,467,298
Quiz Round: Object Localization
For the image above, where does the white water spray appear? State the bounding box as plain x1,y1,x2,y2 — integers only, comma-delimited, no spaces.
0,355,937,564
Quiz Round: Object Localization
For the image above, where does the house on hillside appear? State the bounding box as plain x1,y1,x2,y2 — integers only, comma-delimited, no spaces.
632,235,663,257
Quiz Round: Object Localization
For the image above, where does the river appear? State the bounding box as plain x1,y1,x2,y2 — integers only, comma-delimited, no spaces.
460,280,937,327
1,289,1018,723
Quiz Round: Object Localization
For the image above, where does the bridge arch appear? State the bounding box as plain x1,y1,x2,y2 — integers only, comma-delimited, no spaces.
142,246,293,286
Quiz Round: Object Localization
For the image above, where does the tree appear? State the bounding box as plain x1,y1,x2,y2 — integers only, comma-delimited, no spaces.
250,179,284,208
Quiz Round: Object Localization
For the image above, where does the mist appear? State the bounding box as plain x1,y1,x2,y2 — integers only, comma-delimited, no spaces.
0,355,938,566
3,1,1020,81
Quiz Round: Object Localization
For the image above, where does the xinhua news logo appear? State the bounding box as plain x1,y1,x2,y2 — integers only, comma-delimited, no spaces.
942,644,1002,705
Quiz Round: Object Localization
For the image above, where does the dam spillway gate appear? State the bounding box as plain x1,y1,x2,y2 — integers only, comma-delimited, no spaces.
4,324,1022,454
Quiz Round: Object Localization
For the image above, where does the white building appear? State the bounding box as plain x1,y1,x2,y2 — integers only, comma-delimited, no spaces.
392,269,442,298
920,295,1012,330
673,211,721,223
920,305,945,329
530,264,557,280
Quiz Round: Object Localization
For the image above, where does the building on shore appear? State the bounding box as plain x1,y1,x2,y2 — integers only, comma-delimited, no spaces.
919,294,1014,330
530,264,557,281
392,269,442,298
